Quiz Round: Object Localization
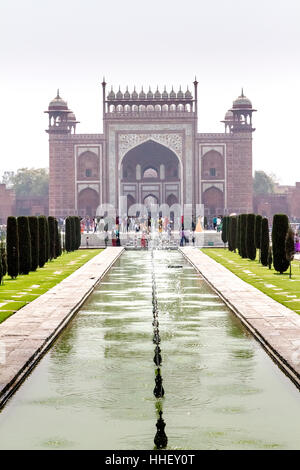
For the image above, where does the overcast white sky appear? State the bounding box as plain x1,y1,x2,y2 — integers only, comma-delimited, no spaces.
0,0,299,184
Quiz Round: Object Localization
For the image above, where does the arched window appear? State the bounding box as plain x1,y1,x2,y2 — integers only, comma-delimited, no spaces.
78,151,99,180
143,167,158,179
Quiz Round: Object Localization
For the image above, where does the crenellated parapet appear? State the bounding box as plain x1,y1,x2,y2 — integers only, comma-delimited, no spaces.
102,82,197,118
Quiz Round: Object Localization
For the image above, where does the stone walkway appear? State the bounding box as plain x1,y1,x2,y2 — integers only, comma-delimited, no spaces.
0,247,124,407
180,247,300,387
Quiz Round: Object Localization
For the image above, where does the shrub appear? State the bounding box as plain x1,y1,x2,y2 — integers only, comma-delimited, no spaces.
28,216,39,271
272,214,290,274
38,216,47,268
221,216,228,246
48,216,56,260
240,214,248,258
260,218,269,266
255,214,262,250
246,213,256,260
17,216,32,274
7,217,19,279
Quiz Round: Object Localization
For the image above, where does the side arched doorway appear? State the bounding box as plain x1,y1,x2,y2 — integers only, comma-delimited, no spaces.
203,186,224,217
78,188,99,217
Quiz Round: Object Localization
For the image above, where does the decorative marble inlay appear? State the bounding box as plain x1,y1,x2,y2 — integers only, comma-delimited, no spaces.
118,133,183,161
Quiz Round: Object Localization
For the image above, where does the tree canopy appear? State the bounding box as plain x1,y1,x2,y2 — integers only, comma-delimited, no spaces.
1,168,49,197
253,171,277,195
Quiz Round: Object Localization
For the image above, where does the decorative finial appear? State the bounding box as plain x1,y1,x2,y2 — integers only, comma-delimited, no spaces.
241,88,244,97
56,89,60,98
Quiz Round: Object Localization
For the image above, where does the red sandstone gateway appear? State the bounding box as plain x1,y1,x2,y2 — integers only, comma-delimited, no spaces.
45,81,255,220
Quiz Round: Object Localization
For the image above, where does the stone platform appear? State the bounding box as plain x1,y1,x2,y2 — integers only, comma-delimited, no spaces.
81,230,223,248
180,247,300,388
0,247,124,408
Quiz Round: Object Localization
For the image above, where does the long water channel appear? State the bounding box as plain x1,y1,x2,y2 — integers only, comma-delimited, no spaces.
0,250,300,449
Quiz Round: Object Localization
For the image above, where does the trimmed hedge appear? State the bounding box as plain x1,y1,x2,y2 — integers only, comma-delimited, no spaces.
260,217,269,266
272,214,290,274
17,216,32,275
7,216,19,279
28,216,39,271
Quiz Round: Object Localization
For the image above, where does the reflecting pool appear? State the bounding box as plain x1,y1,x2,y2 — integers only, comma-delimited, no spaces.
0,250,300,449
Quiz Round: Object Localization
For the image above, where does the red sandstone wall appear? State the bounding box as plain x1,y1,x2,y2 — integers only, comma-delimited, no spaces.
49,135,75,217
226,134,253,214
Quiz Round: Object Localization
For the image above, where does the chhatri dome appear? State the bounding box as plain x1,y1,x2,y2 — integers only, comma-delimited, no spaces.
224,109,234,120
48,90,69,110
232,89,252,109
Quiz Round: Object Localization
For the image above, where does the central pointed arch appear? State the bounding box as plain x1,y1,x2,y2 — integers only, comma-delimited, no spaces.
119,139,182,208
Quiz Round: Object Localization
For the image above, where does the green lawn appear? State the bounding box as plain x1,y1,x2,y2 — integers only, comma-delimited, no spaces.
0,249,102,324
202,248,300,314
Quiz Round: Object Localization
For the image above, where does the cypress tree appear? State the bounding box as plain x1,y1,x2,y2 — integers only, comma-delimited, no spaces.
240,214,247,258
285,227,295,279
6,216,19,279
236,215,241,255
38,216,47,268
272,214,290,274
0,246,3,285
246,213,256,260
65,217,72,252
75,217,81,249
260,217,269,266
227,216,232,250
28,216,39,271
255,214,262,257
55,219,62,258
71,216,77,251
221,216,228,247
255,214,262,249
18,216,32,275
48,216,56,260
45,217,50,262
0,244,7,277
268,247,273,270
229,216,237,252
